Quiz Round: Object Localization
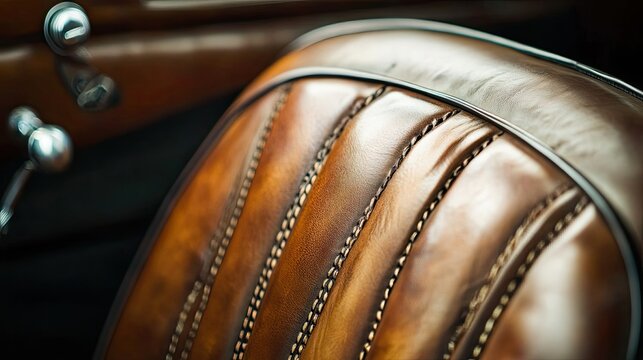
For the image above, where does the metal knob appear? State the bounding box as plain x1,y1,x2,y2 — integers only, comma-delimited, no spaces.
2,107,74,236
8,107,73,173
28,126,73,173
44,2,90,55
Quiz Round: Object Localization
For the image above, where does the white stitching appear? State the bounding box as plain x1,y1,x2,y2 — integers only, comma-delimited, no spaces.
443,183,573,359
359,132,503,360
470,197,588,359
165,86,291,360
232,86,388,360
288,109,463,360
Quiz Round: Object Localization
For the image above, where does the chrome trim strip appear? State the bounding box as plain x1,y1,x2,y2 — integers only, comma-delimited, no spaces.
285,19,643,101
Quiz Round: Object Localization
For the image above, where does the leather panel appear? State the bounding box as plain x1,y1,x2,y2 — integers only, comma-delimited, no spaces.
480,205,631,360
188,79,379,359
364,137,571,359
104,91,279,360
301,112,493,359
100,21,640,359
243,90,455,359
250,28,643,242
451,187,587,358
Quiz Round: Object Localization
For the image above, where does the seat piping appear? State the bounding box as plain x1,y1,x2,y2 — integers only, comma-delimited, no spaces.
94,67,641,360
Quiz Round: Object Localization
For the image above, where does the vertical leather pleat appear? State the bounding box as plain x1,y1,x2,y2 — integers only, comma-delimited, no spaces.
189,80,380,359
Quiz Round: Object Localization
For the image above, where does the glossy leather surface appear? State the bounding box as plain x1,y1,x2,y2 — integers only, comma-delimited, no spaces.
98,20,641,360
251,22,643,243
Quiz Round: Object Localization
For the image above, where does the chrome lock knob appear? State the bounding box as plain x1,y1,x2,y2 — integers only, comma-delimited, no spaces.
28,125,73,173
44,2,90,54
43,3,119,111
2,107,74,236
8,107,73,173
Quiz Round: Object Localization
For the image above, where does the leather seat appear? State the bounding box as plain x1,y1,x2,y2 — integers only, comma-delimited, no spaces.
96,19,642,359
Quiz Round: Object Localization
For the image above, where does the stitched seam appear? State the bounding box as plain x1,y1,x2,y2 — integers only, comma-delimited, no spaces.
470,196,589,359
166,186,238,360
164,86,291,360
359,132,504,360
287,109,463,360
166,281,203,359
232,86,388,360
443,183,573,359
179,87,291,359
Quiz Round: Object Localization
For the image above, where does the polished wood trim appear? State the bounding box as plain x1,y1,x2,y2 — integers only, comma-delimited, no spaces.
0,1,566,46
0,1,420,45
0,21,304,159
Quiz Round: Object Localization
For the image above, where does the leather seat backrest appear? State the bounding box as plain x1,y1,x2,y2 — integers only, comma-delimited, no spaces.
96,19,642,360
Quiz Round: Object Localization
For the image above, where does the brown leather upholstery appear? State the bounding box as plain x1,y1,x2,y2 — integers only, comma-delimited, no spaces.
97,20,642,360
